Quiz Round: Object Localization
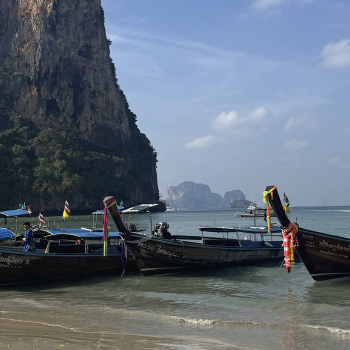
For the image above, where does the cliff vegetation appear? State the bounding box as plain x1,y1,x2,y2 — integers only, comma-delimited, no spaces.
0,0,159,213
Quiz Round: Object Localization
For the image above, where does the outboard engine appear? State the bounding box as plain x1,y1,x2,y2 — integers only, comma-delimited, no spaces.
152,221,172,239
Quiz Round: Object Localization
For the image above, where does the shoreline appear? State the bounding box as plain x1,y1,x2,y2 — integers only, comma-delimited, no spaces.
0,318,240,350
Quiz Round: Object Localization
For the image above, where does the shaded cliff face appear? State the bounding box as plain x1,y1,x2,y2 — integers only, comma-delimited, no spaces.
0,0,159,210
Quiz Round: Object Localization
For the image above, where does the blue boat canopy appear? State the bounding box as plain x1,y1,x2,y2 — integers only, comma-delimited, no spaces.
47,228,121,240
0,209,31,217
91,207,123,215
0,228,15,240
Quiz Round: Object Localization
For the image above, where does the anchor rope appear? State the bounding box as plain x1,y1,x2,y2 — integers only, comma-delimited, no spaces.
265,258,285,283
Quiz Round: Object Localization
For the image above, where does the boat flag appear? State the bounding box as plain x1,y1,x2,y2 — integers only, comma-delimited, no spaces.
103,204,109,256
283,192,291,213
38,213,45,225
63,200,70,219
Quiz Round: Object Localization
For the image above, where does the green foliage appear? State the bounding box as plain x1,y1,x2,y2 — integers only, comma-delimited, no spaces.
0,62,158,211
30,128,125,202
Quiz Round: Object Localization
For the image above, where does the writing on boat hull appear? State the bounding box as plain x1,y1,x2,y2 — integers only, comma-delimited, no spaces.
138,242,182,258
0,254,31,268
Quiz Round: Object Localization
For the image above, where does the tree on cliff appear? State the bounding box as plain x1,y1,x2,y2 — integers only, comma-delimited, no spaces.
0,0,159,213
0,62,156,213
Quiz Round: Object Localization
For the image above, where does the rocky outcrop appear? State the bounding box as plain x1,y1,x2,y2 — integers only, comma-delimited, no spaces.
167,181,224,209
221,190,246,207
167,182,248,210
230,199,254,208
0,0,159,210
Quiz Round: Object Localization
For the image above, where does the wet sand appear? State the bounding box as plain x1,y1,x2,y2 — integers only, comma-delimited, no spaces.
0,319,240,350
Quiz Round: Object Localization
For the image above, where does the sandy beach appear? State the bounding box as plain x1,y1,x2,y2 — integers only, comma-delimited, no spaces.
0,318,239,350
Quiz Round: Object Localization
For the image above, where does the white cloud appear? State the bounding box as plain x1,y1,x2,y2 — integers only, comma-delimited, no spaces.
284,140,307,151
285,116,320,130
320,39,350,68
213,111,239,129
249,106,269,120
184,135,213,149
285,118,303,129
298,0,315,4
252,0,284,11
213,107,269,131
252,0,315,11
328,156,341,164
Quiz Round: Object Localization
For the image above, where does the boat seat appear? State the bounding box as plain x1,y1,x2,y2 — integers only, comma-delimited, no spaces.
203,238,241,247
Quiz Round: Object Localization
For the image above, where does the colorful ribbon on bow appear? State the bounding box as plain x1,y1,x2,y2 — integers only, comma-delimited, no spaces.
282,222,299,273
263,186,277,233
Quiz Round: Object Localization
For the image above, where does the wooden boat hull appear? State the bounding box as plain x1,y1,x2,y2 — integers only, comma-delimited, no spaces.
0,248,135,285
125,233,284,276
293,228,350,281
265,185,350,281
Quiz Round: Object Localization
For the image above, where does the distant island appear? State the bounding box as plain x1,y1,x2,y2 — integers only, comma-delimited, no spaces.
166,181,253,209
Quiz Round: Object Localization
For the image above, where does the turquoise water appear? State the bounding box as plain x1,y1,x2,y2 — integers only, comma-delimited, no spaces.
0,207,350,349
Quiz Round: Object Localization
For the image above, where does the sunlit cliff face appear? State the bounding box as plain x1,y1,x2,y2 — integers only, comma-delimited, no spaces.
0,0,131,143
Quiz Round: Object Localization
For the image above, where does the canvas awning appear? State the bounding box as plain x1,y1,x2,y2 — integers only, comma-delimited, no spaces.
0,228,15,240
46,228,121,240
91,207,123,215
0,209,31,217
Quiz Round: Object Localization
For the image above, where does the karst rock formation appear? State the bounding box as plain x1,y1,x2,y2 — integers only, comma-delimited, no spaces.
0,0,159,210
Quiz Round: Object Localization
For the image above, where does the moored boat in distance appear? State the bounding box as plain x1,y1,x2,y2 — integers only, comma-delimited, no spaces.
104,196,284,276
235,203,276,218
265,185,350,281
121,204,158,214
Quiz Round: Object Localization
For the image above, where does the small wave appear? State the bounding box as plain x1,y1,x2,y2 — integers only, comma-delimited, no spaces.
169,316,268,329
310,209,350,213
169,315,350,338
172,316,216,325
306,324,350,337
0,316,76,331
11,298,51,308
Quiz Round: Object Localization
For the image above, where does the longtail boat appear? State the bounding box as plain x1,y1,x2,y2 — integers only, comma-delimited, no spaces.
104,196,284,276
264,185,350,281
0,229,136,285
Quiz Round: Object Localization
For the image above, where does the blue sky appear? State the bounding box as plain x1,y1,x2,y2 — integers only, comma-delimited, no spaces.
101,0,350,206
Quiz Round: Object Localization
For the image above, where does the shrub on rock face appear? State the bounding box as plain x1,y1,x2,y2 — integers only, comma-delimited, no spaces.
0,0,160,212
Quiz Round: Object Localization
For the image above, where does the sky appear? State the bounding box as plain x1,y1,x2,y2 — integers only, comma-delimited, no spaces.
101,0,350,206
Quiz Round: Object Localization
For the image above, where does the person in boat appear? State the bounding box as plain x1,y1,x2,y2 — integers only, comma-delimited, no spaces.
23,222,36,252
152,221,172,239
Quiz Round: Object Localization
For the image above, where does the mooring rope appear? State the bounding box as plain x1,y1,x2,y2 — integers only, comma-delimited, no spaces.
265,258,285,283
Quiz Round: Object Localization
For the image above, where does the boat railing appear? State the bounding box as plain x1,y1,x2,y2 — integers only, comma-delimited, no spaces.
197,226,282,244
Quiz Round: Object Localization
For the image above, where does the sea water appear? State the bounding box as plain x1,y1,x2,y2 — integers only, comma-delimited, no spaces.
0,207,350,350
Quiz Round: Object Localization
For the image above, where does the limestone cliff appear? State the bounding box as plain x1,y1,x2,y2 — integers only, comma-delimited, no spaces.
0,0,159,210
222,190,246,207
167,182,247,209
167,181,224,209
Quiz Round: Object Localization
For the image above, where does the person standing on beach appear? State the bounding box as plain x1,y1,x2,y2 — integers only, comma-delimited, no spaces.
23,222,36,252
